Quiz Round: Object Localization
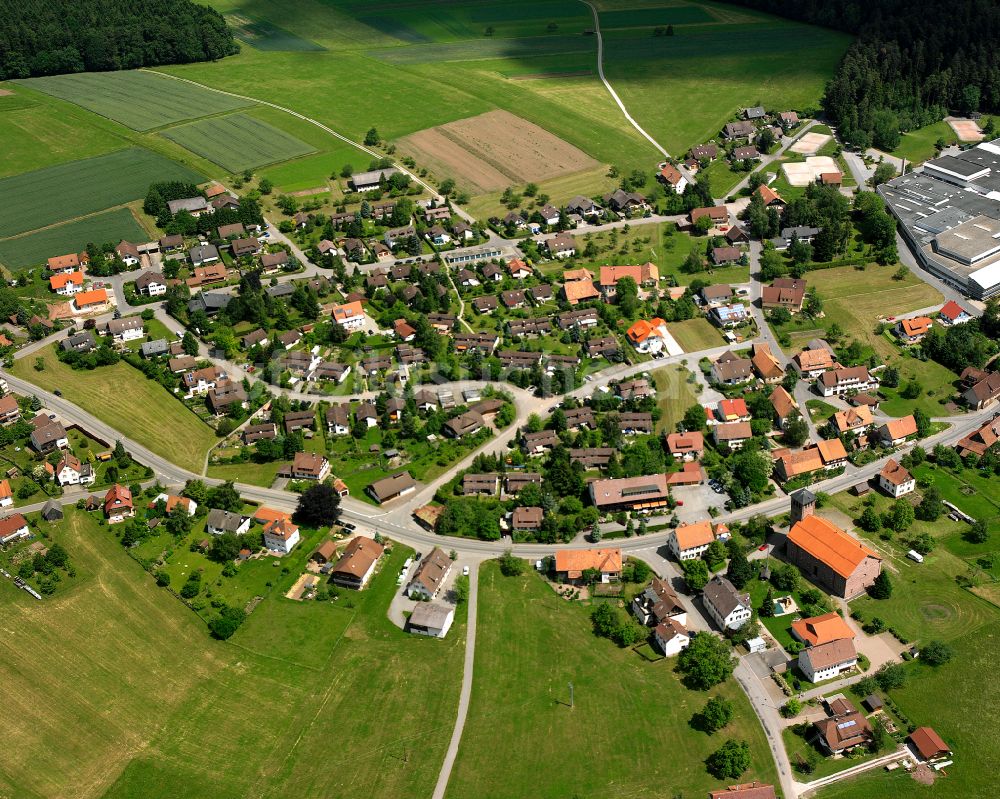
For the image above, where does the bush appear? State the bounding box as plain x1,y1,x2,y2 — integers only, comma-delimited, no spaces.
780,698,802,718
706,739,751,779
208,605,246,639
498,550,525,576
919,640,954,666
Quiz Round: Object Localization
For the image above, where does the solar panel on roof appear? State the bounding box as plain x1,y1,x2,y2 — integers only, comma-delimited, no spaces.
837,720,857,730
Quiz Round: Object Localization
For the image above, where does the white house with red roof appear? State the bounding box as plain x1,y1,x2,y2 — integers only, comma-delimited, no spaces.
938,300,972,326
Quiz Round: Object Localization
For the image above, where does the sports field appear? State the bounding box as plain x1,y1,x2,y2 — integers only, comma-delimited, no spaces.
446,562,778,798
15,70,254,131
162,112,316,172
0,147,202,238
0,208,150,270
0,511,465,799
10,346,216,473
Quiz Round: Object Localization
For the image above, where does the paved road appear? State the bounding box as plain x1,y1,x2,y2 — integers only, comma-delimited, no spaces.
431,564,479,799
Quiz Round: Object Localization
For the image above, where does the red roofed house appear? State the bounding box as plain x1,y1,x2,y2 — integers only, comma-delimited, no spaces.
878,458,915,497
785,514,881,599
718,398,750,422
657,161,688,194
104,484,134,524
554,548,622,584
72,288,109,313
331,300,366,332
626,318,671,354
665,431,704,461
47,253,83,273
599,263,659,299
0,479,12,508
755,184,785,207
791,611,855,647
668,520,716,560
878,415,918,446
896,315,933,343
263,517,300,554
938,300,971,326
49,271,85,296
0,513,30,545
561,276,600,305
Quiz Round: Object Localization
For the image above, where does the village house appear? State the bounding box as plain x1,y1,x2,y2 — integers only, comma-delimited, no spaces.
711,303,750,328
896,315,933,344
599,263,659,300
709,782,776,799
657,161,688,194
407,547,452,599
713,421,753,450
791,612,855,648
55,454,94,486
462,472,499,497
665,431,704,461
830,406,875,439
243,422,277,445
938,299,971,326
632,575,687,628
511,505,544,533
878,414,918,446
554,547,622,584
49,271,85,296
71,288,109,313
751,342,784,383
626,318,671,354
712,351,753,385
0,513,30,545
104,484,134,524
134,271,167,296
800,638,859,683
206,508,251,536
30,418,68,453
0,396,20,427
263,518,300,554
703,575,752,630
331,300,367,332
761,278,806,313
408,603,455,638
956,415,1000,458
330,536,384,589
546,232,577,258
813,697,871,753
909,727,952,763
47,252,84,273
288,452,331,481
104,316,144,342
792,342,839,377
962,369,1000,409
817,366,879,397
717,398,751,422
878,458,916,497
668,520,717,561
151,493,197,516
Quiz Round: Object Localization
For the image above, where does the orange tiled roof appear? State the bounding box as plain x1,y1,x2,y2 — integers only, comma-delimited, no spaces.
74,288,108,307
554,548,622,577
49,271,83,290
788,515,880,578
673,520,715,550
900,316,932,337
791,611,855,647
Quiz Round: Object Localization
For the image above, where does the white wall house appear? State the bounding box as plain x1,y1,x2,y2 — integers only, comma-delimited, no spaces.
702,576,752,630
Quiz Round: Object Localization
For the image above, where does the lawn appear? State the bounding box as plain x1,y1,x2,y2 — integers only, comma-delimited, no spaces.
162,112,316,172
0,147,202,238
805,399,838,424
15,69,254,131
11,346,216,473
700,157,752,198
207,459,283,487
446,562,778,799
826,491,997,644
775,264,943,358
0,508,466,799
0,208,151,270
890,120,961,165
670,317,724,352
877,354,960,418
651,362,700,432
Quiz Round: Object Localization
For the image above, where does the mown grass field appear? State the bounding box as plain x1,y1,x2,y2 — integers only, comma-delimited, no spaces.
0,510,465,799
446,562,778,799
10,346,216,473
0,147,202,238
15,69,254,131
162,112,316,172
669,317,725,352
0,208,150,270
652,362,700,431
775,264,943,358
890,119,961,165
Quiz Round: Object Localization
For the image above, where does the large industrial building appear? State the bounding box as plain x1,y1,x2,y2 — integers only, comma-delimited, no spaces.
879,137,1000,299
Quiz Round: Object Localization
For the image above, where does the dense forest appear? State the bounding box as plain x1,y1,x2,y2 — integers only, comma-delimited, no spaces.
720,0,1000,149
0,0,238,80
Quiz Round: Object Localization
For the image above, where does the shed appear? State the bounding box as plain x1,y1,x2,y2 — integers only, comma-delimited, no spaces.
41,499,63,522
863,694,883,712
745,636,767,654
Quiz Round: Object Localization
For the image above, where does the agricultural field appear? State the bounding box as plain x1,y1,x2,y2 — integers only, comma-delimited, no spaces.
446,561,778,798
162,112,316,172
772,264,943,358
0,509,465,799
0,85,128,177
10,346,216,473
15,69,254,131
226,12,326,51
399,109,600,194
0,147,202,238
0,208,150,271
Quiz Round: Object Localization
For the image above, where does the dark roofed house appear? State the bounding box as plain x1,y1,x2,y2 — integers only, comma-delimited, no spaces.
367,471,417,504
462,473,499,496
512,506,544,531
